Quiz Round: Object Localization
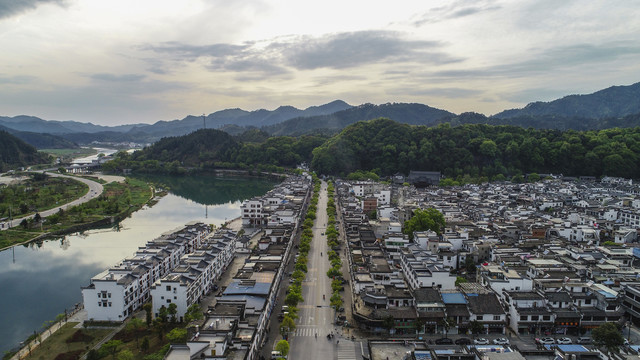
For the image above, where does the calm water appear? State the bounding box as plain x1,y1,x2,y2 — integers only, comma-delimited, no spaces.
0,175,276,354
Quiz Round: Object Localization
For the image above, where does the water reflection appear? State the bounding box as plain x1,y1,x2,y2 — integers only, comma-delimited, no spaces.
0,175,276,353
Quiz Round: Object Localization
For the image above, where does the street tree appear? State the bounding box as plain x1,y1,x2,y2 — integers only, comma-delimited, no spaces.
470,320,484,338
592,322,624,355
274,340,290,358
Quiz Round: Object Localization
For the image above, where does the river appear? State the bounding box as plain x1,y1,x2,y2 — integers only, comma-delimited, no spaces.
0,174,277,354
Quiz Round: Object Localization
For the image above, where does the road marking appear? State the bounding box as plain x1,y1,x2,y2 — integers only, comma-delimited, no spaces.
337,341,357,360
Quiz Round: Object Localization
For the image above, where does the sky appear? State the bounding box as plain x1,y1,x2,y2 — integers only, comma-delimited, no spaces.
0,0,639,126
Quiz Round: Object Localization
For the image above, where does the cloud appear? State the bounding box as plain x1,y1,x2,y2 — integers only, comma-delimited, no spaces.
142,30,462,76
431,42,640,79
412,0,501,26
500,87,574,103
281,31,462,70
0,74,37,84
0,0,68,19
388,87,484,98
89,73,146,82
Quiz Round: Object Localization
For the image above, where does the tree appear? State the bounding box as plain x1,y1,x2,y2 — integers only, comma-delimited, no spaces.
280,315,296,337
455,276,468,287
143,303,152,327
382,315,395,333
166,328,188,344
167,303,178,323
403,208,446,239
20,218,28,229
470,320,484,338
274,340,290,358
592,322,624,355
184,304,203,323
330,292,343,309
101,340,122,360
464,257,477,274
126,318,146,348
117,350,134,360
34,213,41,223
140,337,150,353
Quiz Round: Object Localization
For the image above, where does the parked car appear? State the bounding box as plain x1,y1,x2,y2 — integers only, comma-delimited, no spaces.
556,337,572,345
474,338,490,345
576,337,592,344
493,338,510,345
435,338,454,345
455,338,472,345
536,337,555,345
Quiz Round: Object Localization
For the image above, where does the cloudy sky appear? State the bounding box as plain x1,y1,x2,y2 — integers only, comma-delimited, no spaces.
1,0,639,125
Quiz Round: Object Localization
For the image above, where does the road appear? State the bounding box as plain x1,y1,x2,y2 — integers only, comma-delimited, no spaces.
289,180,360,360
3,172,103,230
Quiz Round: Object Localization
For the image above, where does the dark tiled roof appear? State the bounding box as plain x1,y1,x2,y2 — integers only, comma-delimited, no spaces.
466,294,504,314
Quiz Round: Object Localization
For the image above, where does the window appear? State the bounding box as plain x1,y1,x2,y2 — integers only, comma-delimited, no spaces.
520,315,527,321
167,299,171,303
98,302,102,307
108,302,112,307
493,315,501,320
543,316,550,321
166,285,171,291
477,315,483,320
531,315,539,321
585,299,591,305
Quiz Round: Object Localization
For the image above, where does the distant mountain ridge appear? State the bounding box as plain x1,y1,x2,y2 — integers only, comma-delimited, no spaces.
0,125,78,149
493,82,640,119
263,102,455,136
2,81,640,144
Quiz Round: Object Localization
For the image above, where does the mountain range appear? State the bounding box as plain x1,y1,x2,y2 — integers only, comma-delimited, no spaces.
1,82,639,148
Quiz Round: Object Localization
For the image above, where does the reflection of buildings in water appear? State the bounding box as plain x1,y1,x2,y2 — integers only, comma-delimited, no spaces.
60,238,70,251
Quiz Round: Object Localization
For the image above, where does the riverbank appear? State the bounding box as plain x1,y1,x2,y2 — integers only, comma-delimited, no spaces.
0,176,154,251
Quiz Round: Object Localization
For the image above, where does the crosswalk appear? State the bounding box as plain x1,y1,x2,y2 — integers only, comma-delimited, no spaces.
337,341,356,360
290,327,357,360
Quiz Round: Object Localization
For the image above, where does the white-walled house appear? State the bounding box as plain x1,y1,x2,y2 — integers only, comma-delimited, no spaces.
82,223,210,322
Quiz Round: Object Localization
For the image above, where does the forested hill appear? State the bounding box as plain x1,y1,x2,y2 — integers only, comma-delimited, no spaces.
0,125,78,149
438,112,640,131
310,118,640,179
0,130,51,171
102,128,327,173
262,102,455,136
125,129,240,169
493,82,640,119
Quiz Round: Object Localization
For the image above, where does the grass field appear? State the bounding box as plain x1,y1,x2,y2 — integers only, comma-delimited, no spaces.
40,148,97,157
25,322,113,360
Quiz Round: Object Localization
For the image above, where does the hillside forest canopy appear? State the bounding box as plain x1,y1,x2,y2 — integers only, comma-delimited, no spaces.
102,119,640,180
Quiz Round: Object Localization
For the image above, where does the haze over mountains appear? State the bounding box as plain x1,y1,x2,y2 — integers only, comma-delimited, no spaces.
1,82,640,148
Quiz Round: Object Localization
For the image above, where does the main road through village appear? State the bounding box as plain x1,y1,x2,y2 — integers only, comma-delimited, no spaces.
288,181,359,360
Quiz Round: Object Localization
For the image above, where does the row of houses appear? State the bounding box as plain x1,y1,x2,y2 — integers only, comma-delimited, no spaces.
337,177,640,337
82,222,216,321
162,174,313,360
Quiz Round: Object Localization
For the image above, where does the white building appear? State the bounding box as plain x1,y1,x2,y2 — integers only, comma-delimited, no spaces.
82,223,210,322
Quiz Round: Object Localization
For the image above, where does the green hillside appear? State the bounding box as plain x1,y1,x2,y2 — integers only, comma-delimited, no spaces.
0,130,52,171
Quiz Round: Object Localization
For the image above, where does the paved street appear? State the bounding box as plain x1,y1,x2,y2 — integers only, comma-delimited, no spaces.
3,172,103,230
289,180,360,360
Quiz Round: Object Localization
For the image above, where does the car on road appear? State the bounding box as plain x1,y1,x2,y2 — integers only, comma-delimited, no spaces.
474,338,490,345
493,338,510,345
455,338,472,345
556,337,572,344
576,337,591,344
435,338,454,345
536,337,555,345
